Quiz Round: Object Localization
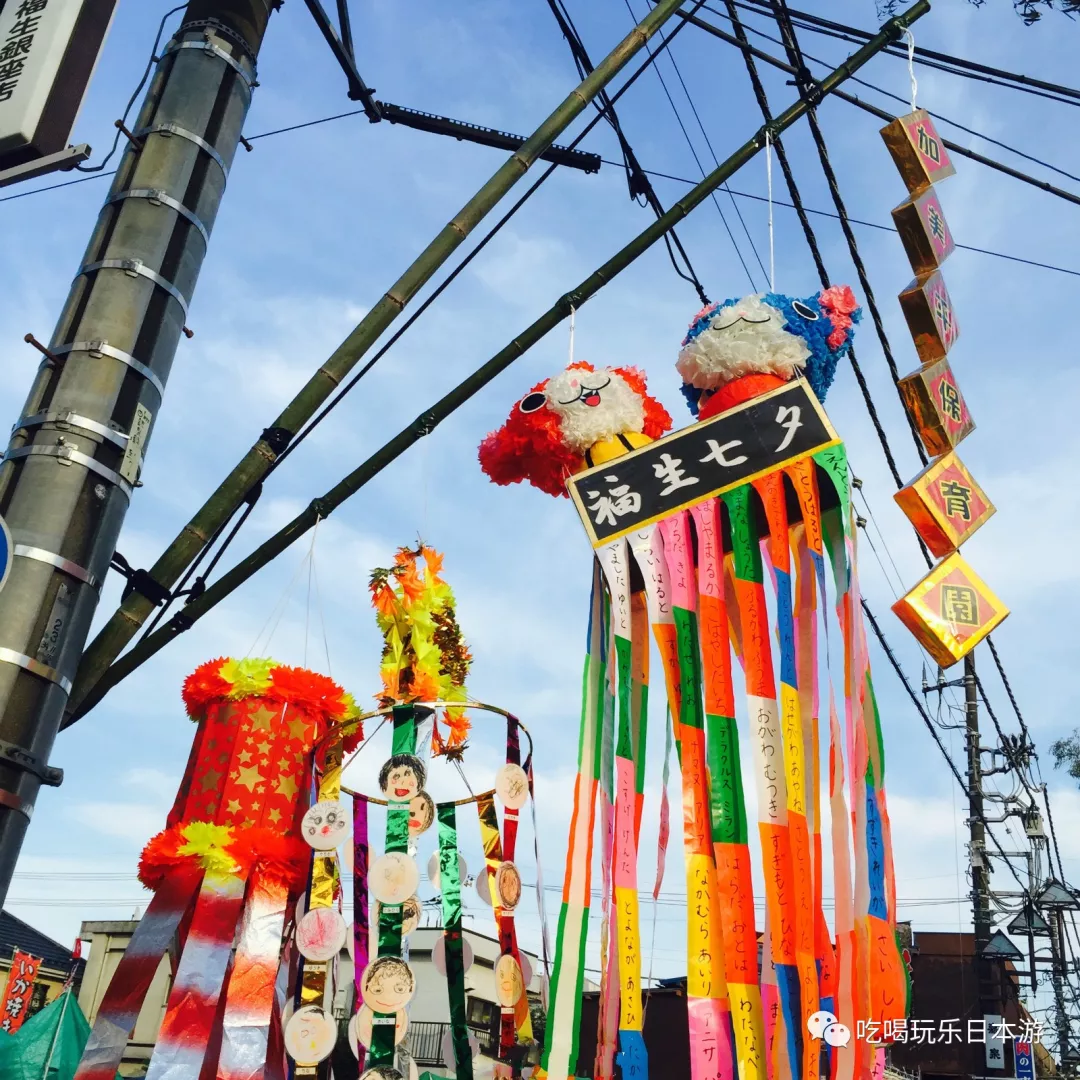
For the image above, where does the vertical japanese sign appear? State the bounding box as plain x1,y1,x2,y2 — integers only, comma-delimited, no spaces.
0,950,42,1033
0,0,118,169
1014,1039,1035,1080
984,1014,1006,1071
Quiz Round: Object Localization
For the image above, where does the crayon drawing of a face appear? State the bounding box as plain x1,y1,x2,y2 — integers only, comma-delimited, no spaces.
370,852,420,905
362,956,416,1013
284,1005,337,1064
495,953,524,1007
408,792,435,834
379,754,426,801
495,763,529,810
496,861,522,910
301,800,349,851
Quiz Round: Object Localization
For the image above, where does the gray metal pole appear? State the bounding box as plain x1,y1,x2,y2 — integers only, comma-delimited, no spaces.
0,0,274,907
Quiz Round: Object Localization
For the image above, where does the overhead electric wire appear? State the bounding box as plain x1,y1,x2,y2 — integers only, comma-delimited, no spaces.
544,0,710,303
623,0,768,287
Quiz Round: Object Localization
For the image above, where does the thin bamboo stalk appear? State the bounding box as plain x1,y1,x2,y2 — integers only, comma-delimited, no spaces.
66,0,692,714
69,0,930,720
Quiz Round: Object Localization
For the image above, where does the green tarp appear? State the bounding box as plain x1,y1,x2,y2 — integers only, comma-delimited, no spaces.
0,990,119,1080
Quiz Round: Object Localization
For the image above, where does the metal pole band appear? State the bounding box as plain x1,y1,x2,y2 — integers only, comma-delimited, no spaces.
0,789,31,820
3,445,134,500
75,259,190,320
17,409,131,453
162,39,256,91
105,189,211,247
0,648,73,696
134,122,229,182
13,545,98,589
51,340,166,400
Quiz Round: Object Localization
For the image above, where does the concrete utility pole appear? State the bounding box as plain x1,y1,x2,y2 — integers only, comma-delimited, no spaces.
0,0,274,907
965,653,996,1014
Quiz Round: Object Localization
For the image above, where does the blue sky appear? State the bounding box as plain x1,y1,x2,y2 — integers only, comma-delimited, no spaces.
2,0,1079,1029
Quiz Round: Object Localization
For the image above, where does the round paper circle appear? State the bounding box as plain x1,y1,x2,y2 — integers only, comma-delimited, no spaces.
475,869,491,906
296,906,347,962
432,932,474,976
378,754,426,801
361,956,416,1013
348,1004,408,1053
359,1068,404,1080
495,860,522,910
426,850,467,890
407,791,435,835
441,1029,481,1071
370,852,420,905
301,800,350,851
494,953,524,1007
375,895,421,937
495,763,529,809
540,971,550,1012
520,951,533,988
284,1005,337,1064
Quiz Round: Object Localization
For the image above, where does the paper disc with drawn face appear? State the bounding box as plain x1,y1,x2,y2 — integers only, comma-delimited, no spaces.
432,932,474,976
494,953,524,1007
295,906,347,962
361,956,416,1013
359,1068,405,1080
370,852,420,905
495,860,522,910
347,1004,408,1054
375,894,421,937
495,763,529,809
407,791,435,836
379,754,426,802
301,800,350,850
426,850,467,890
284,1004,338,1064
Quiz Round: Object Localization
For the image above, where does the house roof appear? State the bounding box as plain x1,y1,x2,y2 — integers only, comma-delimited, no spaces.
0,910,84,975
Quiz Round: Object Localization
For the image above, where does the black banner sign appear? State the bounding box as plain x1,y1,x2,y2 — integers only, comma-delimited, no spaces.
567,380,839,546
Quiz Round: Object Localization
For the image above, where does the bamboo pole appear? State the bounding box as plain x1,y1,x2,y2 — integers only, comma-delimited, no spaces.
66,0,694,716
69,0,931,720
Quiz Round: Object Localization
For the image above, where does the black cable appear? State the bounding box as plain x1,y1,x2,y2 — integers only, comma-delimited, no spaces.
731,0,1080,107
0,170,116,203
770,0,930,474
622,1,761,291
76,5,186,173
546,0,710,304
862,598,1029,894
603,160,1080,277
623,0,768,286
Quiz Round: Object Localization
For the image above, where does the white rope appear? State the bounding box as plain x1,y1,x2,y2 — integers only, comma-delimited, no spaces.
568,304,576,365
765,129,775,291
904,29,918,113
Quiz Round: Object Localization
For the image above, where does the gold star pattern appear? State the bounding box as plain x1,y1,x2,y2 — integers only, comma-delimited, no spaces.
277,758,290,772
268,808,282,825
249,704,277,732
238,749,253,764
251,799,262,812
256,740,271,757
276,774,298,800
205,800,217,816
236,765,264,792
227,799,242,815
288,717,310,742
199,767,222,791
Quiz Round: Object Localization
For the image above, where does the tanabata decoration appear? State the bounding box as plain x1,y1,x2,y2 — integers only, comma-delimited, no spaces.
74,658,364,1080
480,286,910,1080
881,107,1009,665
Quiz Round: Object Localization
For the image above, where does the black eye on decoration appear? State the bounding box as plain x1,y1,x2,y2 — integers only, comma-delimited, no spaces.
792,300,819,321
519,392,548,414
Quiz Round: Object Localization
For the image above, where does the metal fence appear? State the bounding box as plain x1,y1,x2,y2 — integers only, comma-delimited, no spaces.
408,1021,497,1065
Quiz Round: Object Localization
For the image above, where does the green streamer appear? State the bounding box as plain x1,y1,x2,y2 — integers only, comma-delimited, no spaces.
438,803,474,1080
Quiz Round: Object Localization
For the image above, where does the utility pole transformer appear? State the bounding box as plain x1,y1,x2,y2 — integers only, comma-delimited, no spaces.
0,0,274,907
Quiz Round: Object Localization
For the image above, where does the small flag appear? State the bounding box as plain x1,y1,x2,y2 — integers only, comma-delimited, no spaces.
73,937,82,960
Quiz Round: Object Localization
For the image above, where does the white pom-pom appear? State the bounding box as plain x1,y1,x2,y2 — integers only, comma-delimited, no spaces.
545,366,645,453
677,295,809,389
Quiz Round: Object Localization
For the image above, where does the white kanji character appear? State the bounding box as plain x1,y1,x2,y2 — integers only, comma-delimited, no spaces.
586,475,641,527
968,1018,986,1043
938,1019,961,1045
652,452,698,496
699,438,748,468
775,403,803,452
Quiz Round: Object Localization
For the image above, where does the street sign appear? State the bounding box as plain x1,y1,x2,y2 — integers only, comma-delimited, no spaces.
1015,1039,1035,1080
0,512,10,595
0,0,118,174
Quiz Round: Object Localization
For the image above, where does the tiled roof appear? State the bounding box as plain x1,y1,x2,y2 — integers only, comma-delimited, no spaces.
0,910,85,975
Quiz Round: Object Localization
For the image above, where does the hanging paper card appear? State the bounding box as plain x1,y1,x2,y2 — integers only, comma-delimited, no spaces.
898,357,974,457
891,187,954,276
892,552,1009,667
898,271,958,364
880,109,955,193
567,381,838,546
894,452,995,558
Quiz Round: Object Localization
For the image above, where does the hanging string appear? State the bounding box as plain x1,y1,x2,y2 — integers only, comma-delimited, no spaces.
568,304,576,366
904,29,918,113
246,539,313,659
303,516,321,668
765,129,775,292
308,518,334,677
